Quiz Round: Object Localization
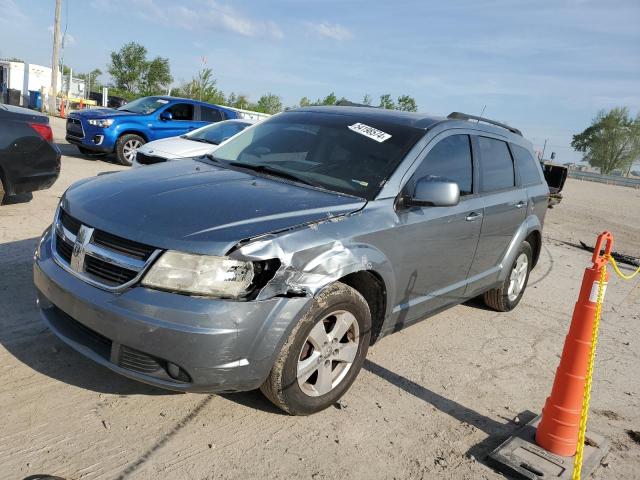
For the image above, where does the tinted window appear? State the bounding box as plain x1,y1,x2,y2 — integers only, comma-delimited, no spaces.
201,106,224,123
410,134,473,195
511,144,542,186
188,121,250,145
211,112,424,200
166,103,194,121
478,136,514,191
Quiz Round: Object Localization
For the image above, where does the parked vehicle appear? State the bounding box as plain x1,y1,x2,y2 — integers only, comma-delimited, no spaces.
133,119,254,167
34,107,549,414
65,96,241,166
542,163,568,207
87,92,128,109
0,104,60,204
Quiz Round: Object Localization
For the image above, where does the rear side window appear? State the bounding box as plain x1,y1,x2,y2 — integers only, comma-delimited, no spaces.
410,134,473,195
511,144,542,186
201,107,224,123
166,103,194,121
477,136,514,192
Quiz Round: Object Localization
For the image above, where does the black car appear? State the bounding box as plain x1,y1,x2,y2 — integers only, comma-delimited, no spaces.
0,104,61,203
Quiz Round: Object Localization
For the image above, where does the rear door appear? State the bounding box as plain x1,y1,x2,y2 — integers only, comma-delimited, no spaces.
466,135,527,295
392,132,483,325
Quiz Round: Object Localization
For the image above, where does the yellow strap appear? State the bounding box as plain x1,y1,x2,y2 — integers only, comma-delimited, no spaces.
607,255,640,281
572,265,607,480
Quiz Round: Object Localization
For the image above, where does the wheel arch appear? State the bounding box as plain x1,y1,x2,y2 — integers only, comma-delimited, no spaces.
117,130,148,142
338,270,387,345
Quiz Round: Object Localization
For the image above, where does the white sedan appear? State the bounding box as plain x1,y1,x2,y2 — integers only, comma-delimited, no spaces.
132,119,255,167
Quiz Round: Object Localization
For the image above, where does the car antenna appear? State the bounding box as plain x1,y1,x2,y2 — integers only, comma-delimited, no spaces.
477,105,486,123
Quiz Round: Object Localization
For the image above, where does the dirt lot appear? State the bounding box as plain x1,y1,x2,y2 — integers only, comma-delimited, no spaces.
1,117,638,479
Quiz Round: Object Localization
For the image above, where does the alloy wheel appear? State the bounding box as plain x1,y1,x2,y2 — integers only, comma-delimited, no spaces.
297,310,360,397
507,253,529,302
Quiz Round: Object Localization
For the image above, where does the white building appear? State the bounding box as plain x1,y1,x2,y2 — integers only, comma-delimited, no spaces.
0,60,61,108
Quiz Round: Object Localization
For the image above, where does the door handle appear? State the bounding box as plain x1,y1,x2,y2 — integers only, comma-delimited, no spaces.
515,201,526,209
465,212,482,222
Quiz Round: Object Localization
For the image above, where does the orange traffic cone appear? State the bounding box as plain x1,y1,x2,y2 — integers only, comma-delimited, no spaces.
59,100,65,118
535,231,613,456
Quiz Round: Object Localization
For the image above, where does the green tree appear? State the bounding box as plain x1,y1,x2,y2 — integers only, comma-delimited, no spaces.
178,68,225,104
299,96,312,107
379,94,395,110
140,57,172,96
362,94,372,106
571,107,640,175
257,93,283,114
397,94,418,112
76,68,103,93
108,42,172,95
320,92,337,105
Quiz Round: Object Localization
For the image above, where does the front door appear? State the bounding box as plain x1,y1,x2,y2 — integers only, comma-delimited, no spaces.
392,133,482,327
154,102,198,139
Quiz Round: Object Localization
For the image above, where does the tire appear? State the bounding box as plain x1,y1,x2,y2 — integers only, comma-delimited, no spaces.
483,241,532,312
115,134,145,166
0,177,5,206
260,282,372,415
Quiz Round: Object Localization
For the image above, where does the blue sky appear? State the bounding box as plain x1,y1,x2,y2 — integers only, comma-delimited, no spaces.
1,0,639,163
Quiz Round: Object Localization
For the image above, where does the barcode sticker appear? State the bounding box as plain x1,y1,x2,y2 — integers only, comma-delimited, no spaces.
348,123,392,143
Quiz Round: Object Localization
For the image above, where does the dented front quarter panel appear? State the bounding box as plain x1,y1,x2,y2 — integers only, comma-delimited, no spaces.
230,199,399,315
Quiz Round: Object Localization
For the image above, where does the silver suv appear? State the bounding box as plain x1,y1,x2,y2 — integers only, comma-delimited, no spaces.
34,107,549,415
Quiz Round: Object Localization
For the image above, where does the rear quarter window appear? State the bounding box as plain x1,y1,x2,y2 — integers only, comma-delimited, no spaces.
477,136,515,192
511,144,543,186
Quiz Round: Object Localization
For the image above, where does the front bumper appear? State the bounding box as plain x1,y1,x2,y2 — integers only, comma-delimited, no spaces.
66,118,115,153
33,229,311,393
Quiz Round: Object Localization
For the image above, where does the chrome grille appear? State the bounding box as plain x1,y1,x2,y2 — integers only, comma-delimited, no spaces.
52,208,161,291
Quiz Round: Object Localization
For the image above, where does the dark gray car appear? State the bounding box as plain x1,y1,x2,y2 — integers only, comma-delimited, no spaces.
33,107,549,414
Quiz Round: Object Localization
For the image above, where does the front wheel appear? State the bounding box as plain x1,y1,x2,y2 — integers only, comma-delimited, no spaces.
483,241,532,312
260,282,371,415
116,134,145,166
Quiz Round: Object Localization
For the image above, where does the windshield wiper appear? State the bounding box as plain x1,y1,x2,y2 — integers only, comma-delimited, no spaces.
227,162,318,187
188,137,218,144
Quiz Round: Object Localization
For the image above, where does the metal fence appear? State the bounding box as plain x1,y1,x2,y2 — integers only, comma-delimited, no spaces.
567,170,640,189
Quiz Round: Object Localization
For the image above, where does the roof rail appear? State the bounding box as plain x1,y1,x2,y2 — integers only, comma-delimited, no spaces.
447,112,522,136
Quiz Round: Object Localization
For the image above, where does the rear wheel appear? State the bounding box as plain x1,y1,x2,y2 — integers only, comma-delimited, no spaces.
260,282,371,415
0,177,5,205
116,134,145,166
483,241,532,312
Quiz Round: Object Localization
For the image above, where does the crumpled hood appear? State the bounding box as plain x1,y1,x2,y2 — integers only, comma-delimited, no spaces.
137,137,215,159
61,160,366,256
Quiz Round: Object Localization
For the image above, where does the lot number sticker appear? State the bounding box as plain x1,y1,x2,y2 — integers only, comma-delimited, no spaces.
588,281,607,303
348,123,392,143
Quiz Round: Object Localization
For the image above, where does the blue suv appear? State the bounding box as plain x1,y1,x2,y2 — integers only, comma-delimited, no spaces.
65,96,240,165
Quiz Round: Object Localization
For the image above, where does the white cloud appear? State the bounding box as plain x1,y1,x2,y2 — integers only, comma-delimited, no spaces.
0,0,27,26
97,0,283,39
305,22,353,41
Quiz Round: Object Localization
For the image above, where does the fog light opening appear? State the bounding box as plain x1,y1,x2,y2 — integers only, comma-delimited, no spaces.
166,362,191,382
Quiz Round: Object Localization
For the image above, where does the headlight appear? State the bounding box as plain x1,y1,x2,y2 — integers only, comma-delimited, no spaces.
141,251,254,298
88,119,114,128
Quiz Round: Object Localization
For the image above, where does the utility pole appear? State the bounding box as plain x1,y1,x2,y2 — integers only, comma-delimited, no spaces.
49,0,62,115
541,139,548,160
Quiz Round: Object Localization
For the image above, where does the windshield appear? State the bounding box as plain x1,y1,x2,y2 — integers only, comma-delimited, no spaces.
117,97,169,114
211,112,424,199
187,121,251,145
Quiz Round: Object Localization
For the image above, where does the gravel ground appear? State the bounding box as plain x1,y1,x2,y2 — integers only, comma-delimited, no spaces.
0,117,638,479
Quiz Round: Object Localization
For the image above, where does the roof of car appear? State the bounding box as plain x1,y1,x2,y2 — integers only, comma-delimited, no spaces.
289,106,445,129
286,106,529,143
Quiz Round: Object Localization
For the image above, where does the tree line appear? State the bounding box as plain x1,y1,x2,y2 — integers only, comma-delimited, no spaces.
76,42,419,114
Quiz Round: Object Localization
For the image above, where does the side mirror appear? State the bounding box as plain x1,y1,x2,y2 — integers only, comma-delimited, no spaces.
407,176,460,207
160,111,173,121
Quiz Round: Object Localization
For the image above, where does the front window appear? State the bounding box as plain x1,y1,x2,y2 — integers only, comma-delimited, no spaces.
117,97,169,114
187,121,251,145
209,112,424,199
